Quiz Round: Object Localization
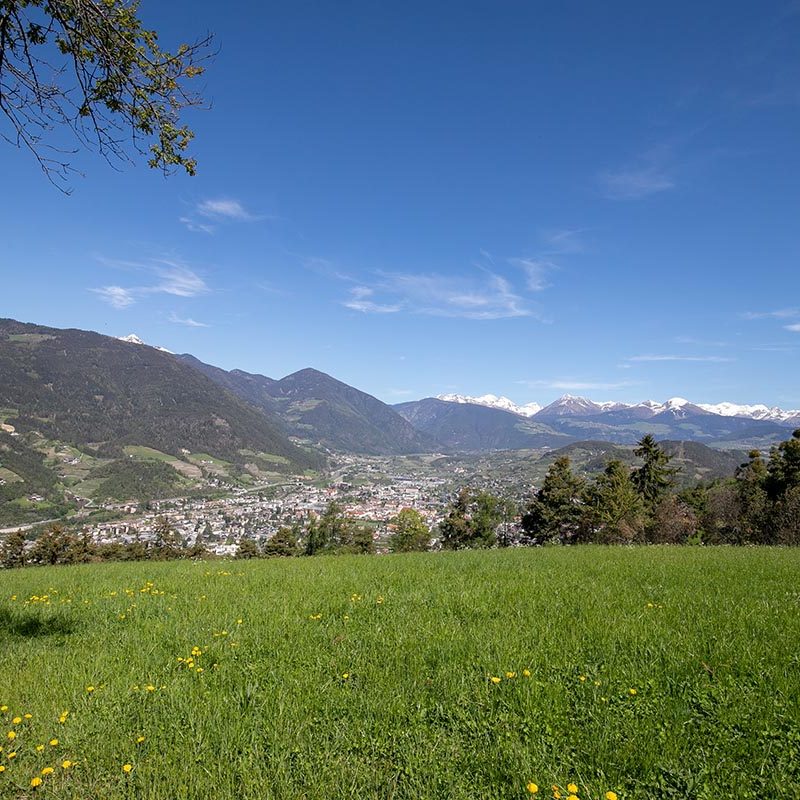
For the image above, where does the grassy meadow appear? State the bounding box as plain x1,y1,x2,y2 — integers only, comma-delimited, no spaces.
0,547,799,799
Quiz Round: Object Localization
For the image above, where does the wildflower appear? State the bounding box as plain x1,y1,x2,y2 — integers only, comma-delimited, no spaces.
527,782,539,794
58,711,68,723
505,672,516,679
49,739,58,746
31,776,42,788
7,752,16,759
236,618,243,625
0,765,4,772
490,676,502,684
567,796,579,800
136,736,145,743
629,688,637,696
6,732,15,741
342,673,350,680
11,717,21,725
567,785,579,794
61,760,73,769
605,793,618,800
36,744,45,752
86,686,95,693
579,676,586,682
23,714,31,720
122,763,133,773
41,767,54,775
523,669,531,677
0,706,6,712
145,685,155,692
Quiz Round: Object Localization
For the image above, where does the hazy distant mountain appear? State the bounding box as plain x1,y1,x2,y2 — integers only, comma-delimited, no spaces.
444,391,800,427
397,393,790,451
394,398,572,450
0,318,319,470
179,357,436,456
436,393,542,417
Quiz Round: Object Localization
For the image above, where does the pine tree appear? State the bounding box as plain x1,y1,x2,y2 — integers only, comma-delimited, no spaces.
1,530,27,569
632,435,676,509
584,460,644,543
521,457,585,544
264,526,299,557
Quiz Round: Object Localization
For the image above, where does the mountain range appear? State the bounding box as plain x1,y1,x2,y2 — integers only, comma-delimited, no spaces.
2,317,797,524
435,393,800,425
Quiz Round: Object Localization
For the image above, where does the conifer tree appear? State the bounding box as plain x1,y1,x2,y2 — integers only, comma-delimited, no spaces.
521,457,585,543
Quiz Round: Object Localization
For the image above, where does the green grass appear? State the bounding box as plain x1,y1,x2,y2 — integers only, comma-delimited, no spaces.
0,547,799,799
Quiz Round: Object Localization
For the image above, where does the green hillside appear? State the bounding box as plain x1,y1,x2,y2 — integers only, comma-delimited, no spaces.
0,548,798,799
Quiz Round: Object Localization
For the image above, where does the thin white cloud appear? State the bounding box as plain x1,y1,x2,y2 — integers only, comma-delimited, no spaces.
179,216,215,235
508,258,554,291
626,354,734,363
168,312,210,328
599,166,674,199
785,323,800,332
197,198,257,221
541,228,586,254
742,308,800,320
181,197,263,233
91,286,135,309
343,286,402,314
90,259,209,309
378,270,532,320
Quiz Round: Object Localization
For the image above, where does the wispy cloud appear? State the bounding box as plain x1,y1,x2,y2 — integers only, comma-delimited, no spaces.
168,312,210,328
541,228,587,255
741,308,800,320
180,197,263,233
625,354,734,363
343,286,402,314
785,323,800,332
90,258,209,309
197,198,257,221
91,286,135,309
599,166,674,199
508,258,554,291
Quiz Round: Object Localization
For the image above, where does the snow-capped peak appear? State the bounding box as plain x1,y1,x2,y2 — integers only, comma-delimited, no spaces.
116,334,173,354
436,393,541,417
698,401,800,423
664,397,690,409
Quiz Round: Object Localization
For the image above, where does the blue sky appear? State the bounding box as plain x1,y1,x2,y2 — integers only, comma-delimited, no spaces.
2,0,799,407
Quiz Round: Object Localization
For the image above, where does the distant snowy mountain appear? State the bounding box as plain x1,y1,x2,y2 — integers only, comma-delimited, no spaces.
117,333,173,354
436,393,541,417
434,392,800,426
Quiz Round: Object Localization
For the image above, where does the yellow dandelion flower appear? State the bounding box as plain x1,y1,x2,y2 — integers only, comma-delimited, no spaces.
579,675,586,682
122,763,133,773
23,714,32,720
527,782,539,794
0,706,6,712
567,795,579,800
41,767,54,775
86,686,95,693
49,739,58,746
567,784,578,793
31,776,43,788
0,765,4,772
36,744,45,752
145,685,155,692
7,752,16,759
505,672,516,679
629,688,637,696
341,673,350,680
61,760,73,769
6,732,15,741
136,736,145,743
11,717,21,725
523,669,531,677
236,618,243,625
605,793,619,800
490,676,502,684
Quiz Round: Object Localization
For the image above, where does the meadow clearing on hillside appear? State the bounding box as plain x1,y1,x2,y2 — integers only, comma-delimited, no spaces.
0,548,799,799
